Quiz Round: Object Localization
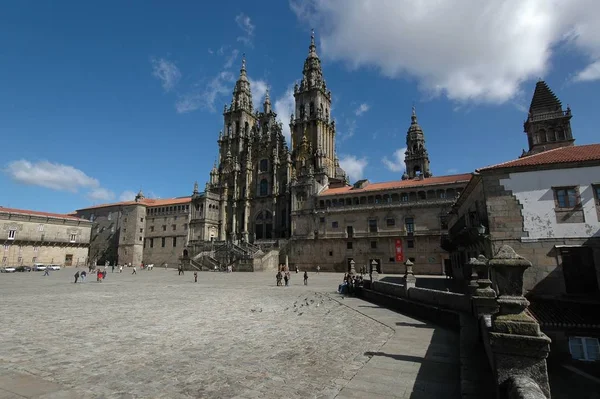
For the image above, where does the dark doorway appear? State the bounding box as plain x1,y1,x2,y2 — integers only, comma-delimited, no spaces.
346,226,354,238
561,247,599,295
183,249,189,258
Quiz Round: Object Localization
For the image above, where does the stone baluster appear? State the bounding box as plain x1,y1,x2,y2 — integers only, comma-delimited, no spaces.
402,259,416,297
467,256,480,296
469,255,498,326
487,245,551,398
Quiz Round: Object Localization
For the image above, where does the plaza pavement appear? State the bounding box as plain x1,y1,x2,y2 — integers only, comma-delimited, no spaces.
0,269,460,398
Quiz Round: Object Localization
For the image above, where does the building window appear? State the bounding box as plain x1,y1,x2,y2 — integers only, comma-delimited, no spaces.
386,218,395,227
554,187,580,208
32,257,37,263
593,184,600,206
347,241,353,250
319,217,325,223
138,228,142,233
370,241,377,249
161,237,166,247
329,251,333,256
172,224,176,231
150,238,154,248
1,257,6,264
139,237,142,242
8,230,16,240
33,246,38,252
389,257,395,262
569,337,600,361
140,217,144,222
368,219,378,233
346,226,354,238
260,179,269,196
69,234,76,243
184,224,188,230
407,239,415,249
124,217,128,223
17,256,22,263
440,216,448,230
259,159,268,172
332,221,338,228
401,193,409,202
123,228,127,233
162,225,167,231
38,224,44,232
150,226,154,232
405,217,415,233
172,237,177,247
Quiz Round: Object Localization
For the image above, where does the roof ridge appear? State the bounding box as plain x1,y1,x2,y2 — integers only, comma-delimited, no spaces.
479,145,566,170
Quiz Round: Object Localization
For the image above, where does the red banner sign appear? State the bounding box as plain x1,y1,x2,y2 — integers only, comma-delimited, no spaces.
395,239,404,262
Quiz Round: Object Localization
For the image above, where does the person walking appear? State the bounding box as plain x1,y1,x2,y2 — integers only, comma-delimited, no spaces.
74,271,80,283
284,272,290,287
119,265,123,273
132,266,137,275
194,272,198,283
316,265,320,274
81,270,87,282
178,265,184,276
112,264,115,273
43,268,50,276
303,271,308,286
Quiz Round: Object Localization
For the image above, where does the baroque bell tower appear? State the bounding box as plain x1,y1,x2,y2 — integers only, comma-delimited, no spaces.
290,30,337,185
402,107,432,180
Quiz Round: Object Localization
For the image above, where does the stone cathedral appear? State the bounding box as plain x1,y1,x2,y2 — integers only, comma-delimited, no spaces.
188,31,348,245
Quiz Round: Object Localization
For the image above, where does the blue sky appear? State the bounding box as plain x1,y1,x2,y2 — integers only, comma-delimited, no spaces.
1,0,599,214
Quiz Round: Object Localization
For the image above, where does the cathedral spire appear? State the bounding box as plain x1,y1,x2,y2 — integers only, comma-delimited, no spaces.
263,88,271,113
403,106,431,180
308,28,317,58
230,54,252,111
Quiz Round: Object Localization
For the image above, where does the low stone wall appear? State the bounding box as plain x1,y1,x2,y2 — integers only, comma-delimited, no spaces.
370,280,471,313
408,287,471,313
359,288,461,330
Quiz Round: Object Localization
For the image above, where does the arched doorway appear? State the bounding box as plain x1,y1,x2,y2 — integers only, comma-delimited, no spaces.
183,249,189,258
255,211,273,240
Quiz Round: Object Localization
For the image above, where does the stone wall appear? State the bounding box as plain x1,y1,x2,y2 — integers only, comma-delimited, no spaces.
1,210,91,267
141,208,191,266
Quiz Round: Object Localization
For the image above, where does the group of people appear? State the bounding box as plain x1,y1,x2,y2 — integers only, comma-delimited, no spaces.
276,269,309,286
337,273,364,295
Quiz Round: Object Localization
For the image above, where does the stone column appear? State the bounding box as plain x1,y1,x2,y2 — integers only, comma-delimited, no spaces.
401,259,416,297
487,245,551,398
469,255,499,326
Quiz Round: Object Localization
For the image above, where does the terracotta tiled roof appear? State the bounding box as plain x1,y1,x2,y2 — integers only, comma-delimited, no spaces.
527,299,600,329
76,196,192,211
320,173,472,196
0,206,87,221
477,144,600,172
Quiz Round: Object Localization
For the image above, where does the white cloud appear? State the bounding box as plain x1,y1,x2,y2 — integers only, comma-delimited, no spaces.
87,188,115,202
339,155,368,182
235,13,255,47
5,160,100,192
446,168,459,174
176,71,235,113
224,49,240,69
355,103,369,116
151,57,181,92
250,78,269,108
337,118,356,142
274,85,296,144
573,60,600,82
291,0,600,102
119,190,137,202
382,147,407,172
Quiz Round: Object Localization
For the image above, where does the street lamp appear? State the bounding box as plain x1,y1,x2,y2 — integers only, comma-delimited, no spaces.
349,259,356,275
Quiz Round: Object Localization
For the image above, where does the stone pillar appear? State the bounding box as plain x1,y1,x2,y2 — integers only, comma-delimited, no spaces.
285,254,289,270
402,259,416,297
469,255,499,326
467,257,480,296
487,245,551,398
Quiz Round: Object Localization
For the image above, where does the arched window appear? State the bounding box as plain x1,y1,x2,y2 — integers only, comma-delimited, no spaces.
244,122,249,136
259,159,268,172
299,104,305,119
310,102,315,116
557,129,566,140
260,179,269,196
538,129,547,143
227,124,232,136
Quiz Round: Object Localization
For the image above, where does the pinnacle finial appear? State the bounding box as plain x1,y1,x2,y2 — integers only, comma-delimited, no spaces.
309,28,317,55
264,88,270,104
241,53,246,74
193,181,199,194
411,105,418,124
